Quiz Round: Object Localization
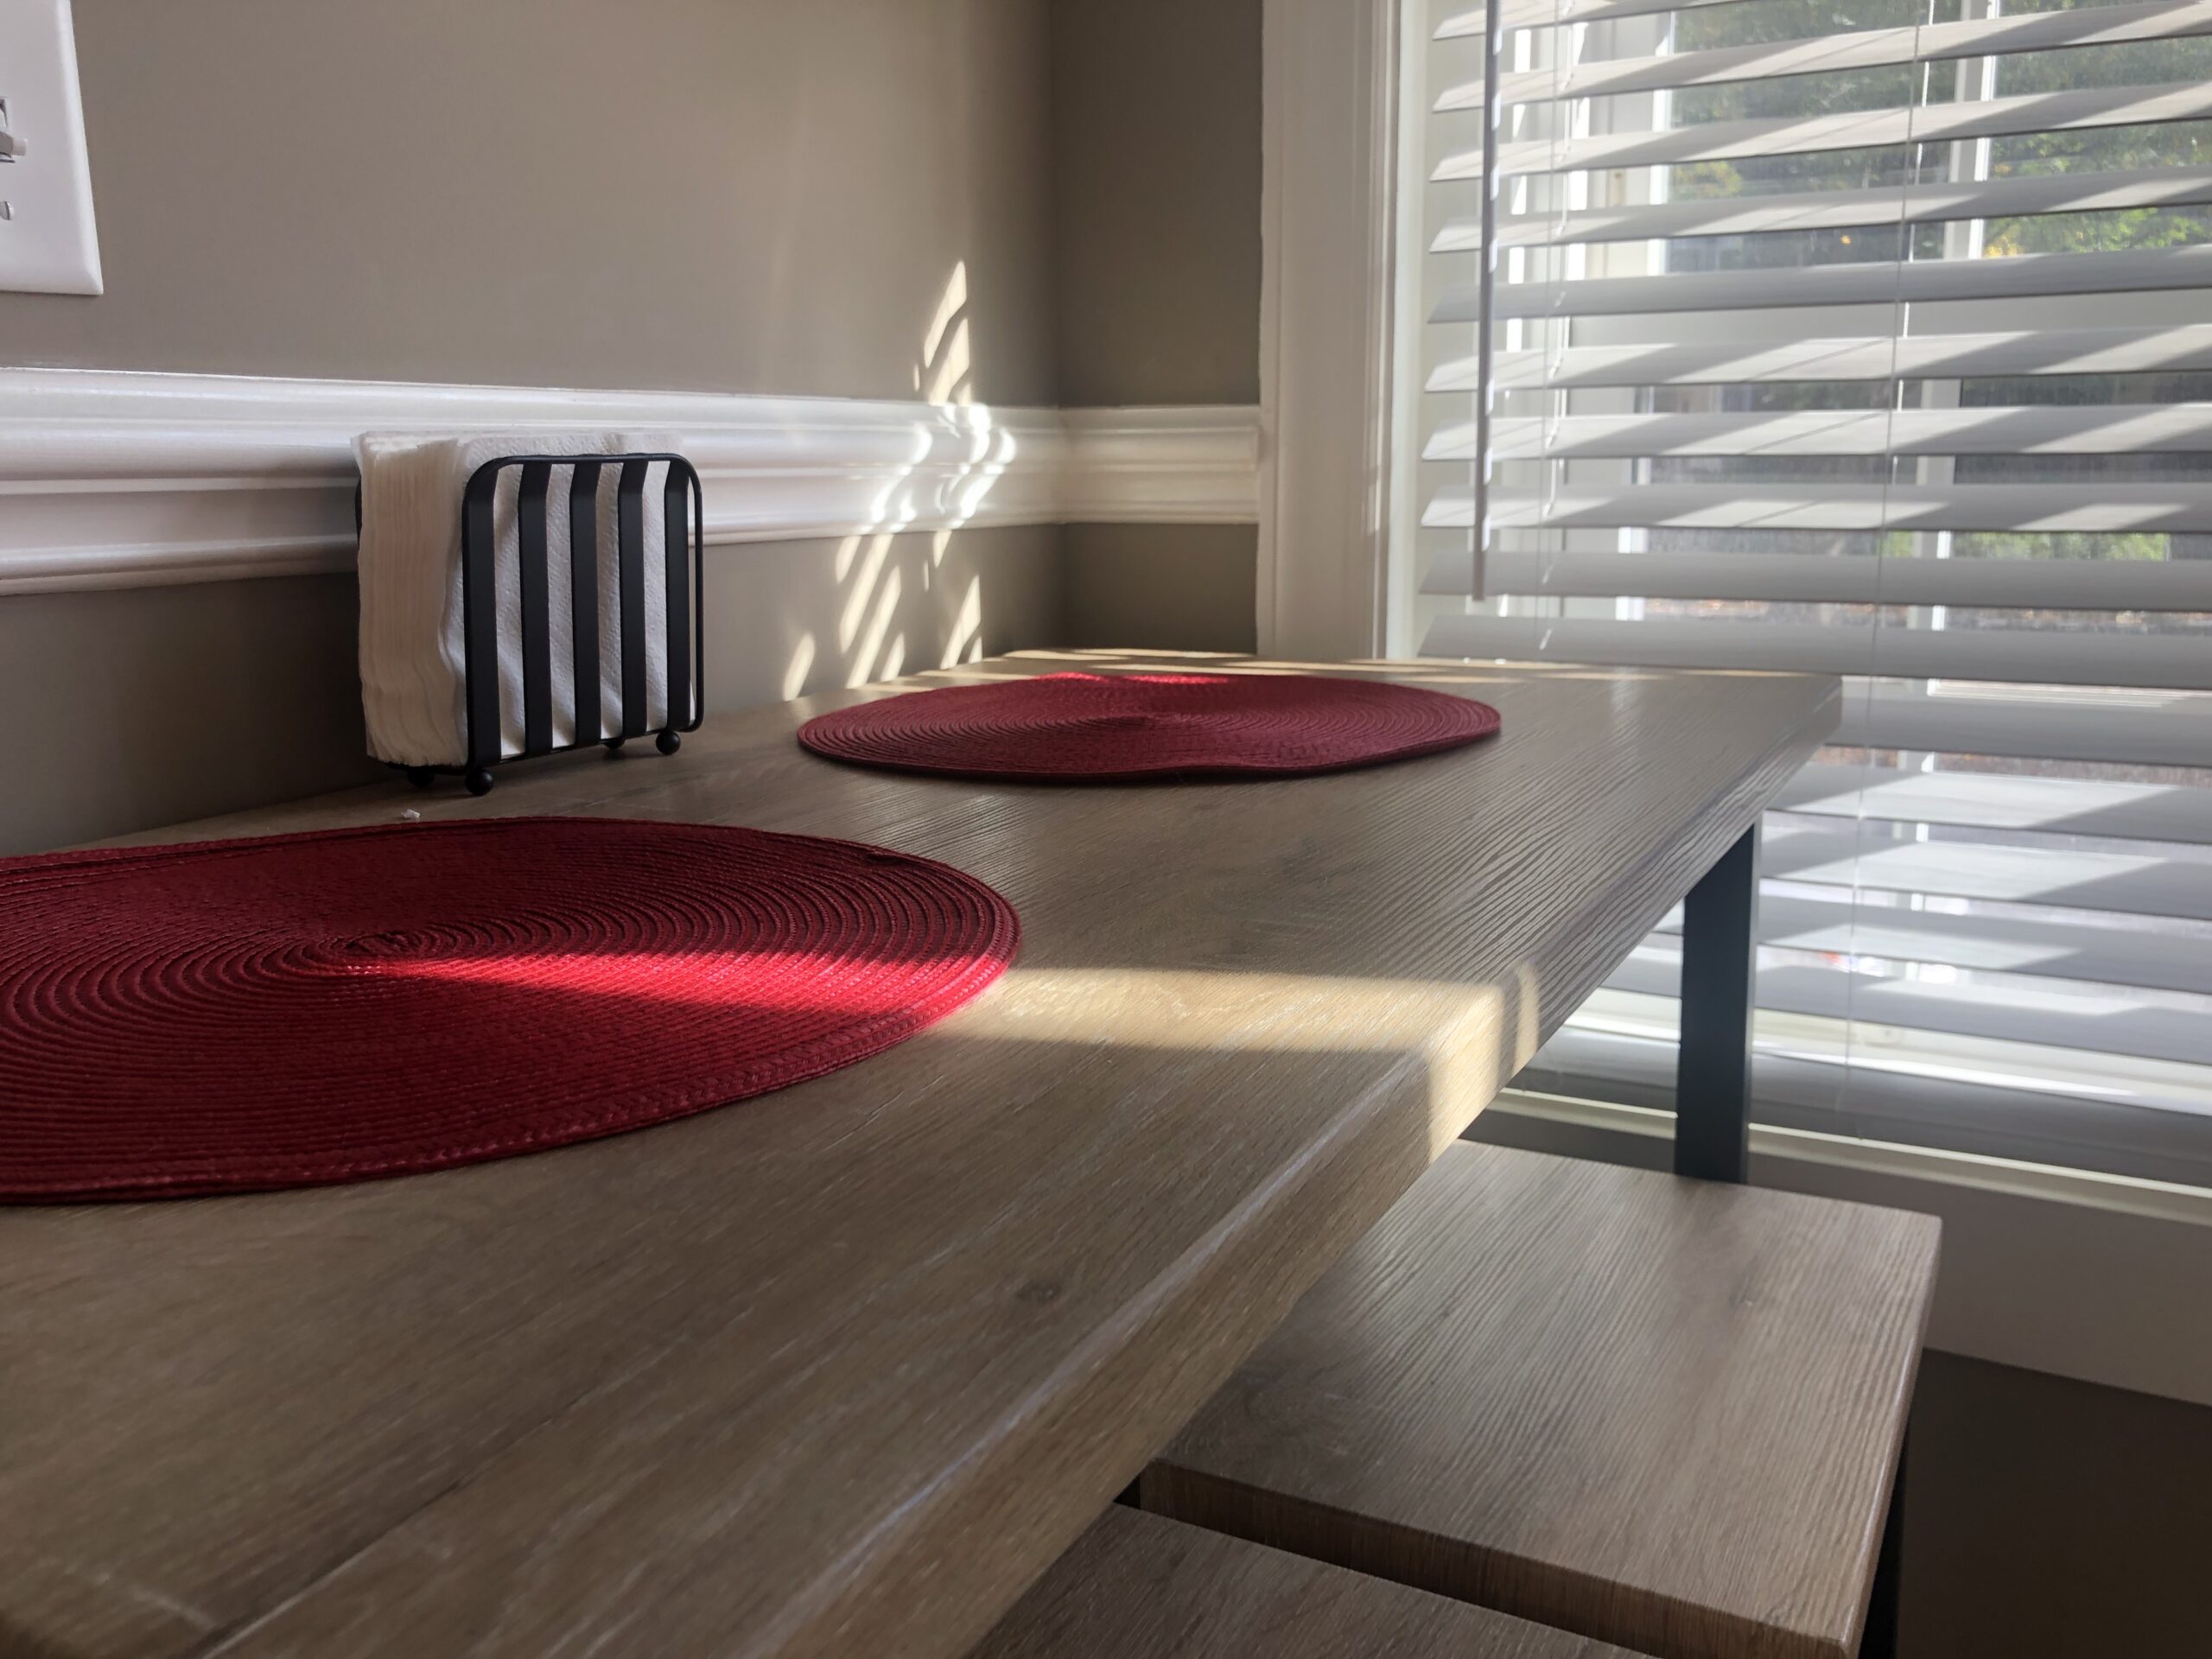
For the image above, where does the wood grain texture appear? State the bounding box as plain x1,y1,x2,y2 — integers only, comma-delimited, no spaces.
0,651,1835,1659
971,1503,1649,1658
1145,1142,1942,1659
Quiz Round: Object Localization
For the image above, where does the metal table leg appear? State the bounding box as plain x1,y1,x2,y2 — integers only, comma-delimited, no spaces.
1675,823,1758,1184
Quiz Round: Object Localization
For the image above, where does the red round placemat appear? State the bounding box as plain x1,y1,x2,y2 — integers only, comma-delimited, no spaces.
0,817,1017,1202
798,672,1502,782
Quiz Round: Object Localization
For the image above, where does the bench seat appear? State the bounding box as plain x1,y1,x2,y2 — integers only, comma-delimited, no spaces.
972,1504,1650,1657
1142,1143,1940,1659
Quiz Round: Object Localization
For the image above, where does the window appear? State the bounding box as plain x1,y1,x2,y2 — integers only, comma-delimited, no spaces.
1395,0,2212,1185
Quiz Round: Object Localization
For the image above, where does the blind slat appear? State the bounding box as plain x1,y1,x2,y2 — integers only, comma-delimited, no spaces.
1761,821,2212,920
1439,79,2212,179
1603,947,2212,1067
1835,683,2211,769
1429,403,2212,461
1706,887,2212,994
1419,614,2212,690
1520,1023,2212,1188
1437,165,2212,251
1777,761,2212,849
1443,0,2212,109
1440,0,1828,35
1426,481,2212,533
1441,323,2212,391
1424,549,2212,611
1436,245,2212,321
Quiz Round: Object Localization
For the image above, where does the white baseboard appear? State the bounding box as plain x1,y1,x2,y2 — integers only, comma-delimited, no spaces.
1476,1089,2212,1411
0,368,1264,596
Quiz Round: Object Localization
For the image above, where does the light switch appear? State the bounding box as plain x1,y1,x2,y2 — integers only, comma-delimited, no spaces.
0,0,102,295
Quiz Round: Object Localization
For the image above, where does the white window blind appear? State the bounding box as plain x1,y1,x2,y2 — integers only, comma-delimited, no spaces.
1398,0,2212,1185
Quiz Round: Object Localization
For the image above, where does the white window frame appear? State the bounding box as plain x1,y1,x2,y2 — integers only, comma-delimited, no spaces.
1257,0,1404,661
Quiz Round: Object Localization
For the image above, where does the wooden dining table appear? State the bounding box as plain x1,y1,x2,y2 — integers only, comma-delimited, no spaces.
0,650,1836,1659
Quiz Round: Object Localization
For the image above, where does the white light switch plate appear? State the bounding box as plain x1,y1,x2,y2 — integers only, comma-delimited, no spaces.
0,0,102,295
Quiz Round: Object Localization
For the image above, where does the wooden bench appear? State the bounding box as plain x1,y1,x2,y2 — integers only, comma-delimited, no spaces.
1141,1143,1940,1659
972,1504,1649,1657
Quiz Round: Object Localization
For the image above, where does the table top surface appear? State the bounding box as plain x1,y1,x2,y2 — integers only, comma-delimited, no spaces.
0,651,1836,1659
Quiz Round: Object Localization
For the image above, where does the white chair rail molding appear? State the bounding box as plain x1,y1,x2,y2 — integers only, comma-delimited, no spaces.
0,367,1264,597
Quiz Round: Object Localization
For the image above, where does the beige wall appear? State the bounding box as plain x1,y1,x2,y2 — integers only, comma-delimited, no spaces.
1062,524,1256,653
0,531,1064,855
1050,0,1262,407
1,577,372,855
1050,0,1264,655
1,0,1068,853
3,0,1058,403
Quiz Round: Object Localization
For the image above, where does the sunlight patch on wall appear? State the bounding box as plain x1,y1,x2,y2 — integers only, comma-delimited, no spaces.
838,533,897,651
782,632,817,700
848,567,903,688
925,321,972,407
922,262,969,373
940,575,984,669
920,262,974,407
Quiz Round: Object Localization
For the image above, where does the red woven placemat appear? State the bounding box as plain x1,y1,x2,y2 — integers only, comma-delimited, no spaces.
798,672,1502,782
0,817,1017,1202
